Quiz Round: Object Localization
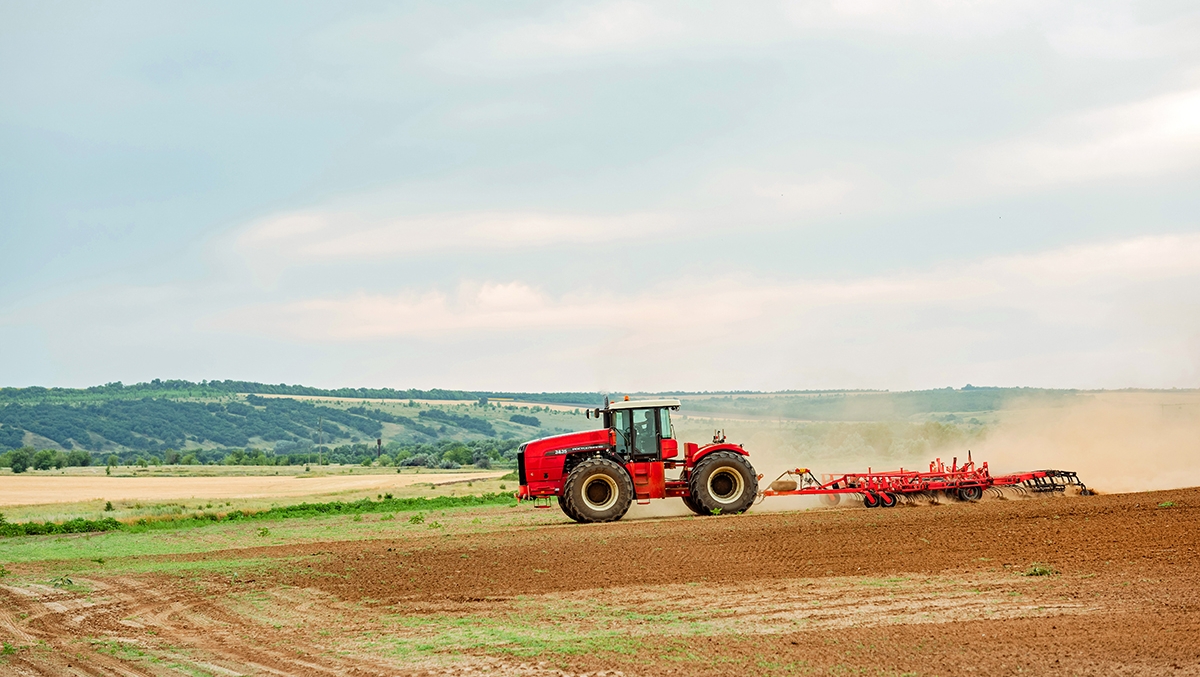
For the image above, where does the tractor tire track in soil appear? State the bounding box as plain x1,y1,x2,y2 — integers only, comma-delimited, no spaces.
1,486,1197,675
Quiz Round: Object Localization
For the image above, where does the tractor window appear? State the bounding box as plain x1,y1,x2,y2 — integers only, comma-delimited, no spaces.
612,410,632,457
631,408,659,459
659,408,674,440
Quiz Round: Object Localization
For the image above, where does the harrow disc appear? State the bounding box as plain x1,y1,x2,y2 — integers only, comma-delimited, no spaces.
819,493,841,507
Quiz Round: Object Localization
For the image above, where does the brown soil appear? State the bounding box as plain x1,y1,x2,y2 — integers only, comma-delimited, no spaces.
2,487,1198,676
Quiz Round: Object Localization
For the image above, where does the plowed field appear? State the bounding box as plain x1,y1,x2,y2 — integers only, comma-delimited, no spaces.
2,487,1197,676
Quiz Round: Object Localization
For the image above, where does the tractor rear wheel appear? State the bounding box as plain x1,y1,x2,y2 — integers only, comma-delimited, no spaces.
682,494,709,516
688,451,758,515
561,457,633,523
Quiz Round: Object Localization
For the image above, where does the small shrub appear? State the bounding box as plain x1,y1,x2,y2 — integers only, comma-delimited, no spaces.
104,501,114,512
1158,501,1176,508
0,565,10,578
352,514,362,522
50,575,73,588
428,521,442,529
380,513,395,521
257,527,270,537
409,513,425,525
1024,563,1057,577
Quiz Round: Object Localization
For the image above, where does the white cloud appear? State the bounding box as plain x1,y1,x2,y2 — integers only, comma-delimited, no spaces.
235,208,675,265
424,1,684,73
224,233,1200,376
975,87,1200,187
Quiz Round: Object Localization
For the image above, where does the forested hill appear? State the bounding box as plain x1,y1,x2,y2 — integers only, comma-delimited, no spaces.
0,380,604,407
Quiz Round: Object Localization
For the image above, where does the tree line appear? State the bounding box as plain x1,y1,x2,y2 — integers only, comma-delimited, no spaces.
0,396,513,453
0,437,522,472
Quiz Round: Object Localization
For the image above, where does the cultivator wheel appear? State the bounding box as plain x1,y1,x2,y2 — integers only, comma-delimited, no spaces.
878,492,897,508
956,486,983,502
862,492,880,508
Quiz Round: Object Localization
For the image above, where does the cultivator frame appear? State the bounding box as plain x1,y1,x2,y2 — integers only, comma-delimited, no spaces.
761,454,1091,507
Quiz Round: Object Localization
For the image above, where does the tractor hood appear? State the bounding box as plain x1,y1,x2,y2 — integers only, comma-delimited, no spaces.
523,428,612,457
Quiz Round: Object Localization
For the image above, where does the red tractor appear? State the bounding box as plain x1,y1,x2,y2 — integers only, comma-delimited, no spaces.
516,397,759,523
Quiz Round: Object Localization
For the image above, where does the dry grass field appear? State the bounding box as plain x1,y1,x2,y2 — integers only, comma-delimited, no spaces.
0,470,506,506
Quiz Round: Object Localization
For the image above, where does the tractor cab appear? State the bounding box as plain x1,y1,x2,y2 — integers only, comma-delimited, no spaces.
590,398,681,463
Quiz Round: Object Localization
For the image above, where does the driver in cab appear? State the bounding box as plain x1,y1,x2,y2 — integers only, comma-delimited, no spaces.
633,409,656,455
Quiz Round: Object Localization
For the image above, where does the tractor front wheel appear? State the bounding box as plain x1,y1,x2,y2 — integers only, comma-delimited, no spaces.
688,452,758,515
557,495,581,521
561,458,634,523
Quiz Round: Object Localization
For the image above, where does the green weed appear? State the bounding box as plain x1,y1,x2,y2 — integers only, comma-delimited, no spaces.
1023,563,1057,577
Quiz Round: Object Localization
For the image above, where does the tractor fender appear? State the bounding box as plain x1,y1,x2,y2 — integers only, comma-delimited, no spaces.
688,442,748,466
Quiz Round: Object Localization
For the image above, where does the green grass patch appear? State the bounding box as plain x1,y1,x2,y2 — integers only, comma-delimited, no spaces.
0,493,516,540
0,517,122,538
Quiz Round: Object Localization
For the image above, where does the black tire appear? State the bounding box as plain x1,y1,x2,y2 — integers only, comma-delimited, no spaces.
688,451,758,515
957,486,983,502
879,492,897,508
862,492,880,508
561,457,633,523
682,494,710,516
557,495,581,521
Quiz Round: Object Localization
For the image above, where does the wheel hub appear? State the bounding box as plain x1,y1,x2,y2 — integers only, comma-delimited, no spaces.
707,468,745,504
582,475,618,511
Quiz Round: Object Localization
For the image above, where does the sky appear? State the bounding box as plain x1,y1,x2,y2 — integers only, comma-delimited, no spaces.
1,0,1198,393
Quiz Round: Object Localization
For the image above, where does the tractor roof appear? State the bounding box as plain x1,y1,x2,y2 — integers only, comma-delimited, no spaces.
606,398,681,410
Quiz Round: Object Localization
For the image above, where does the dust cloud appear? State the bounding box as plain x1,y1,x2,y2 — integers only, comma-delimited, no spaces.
671,391,1200,502
976,393,1200,493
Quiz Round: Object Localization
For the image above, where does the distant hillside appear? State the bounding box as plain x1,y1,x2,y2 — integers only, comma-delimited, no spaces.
1,380,1183,459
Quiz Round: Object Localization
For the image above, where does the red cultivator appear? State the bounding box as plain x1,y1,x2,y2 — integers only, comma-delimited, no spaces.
762,453,1092,508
